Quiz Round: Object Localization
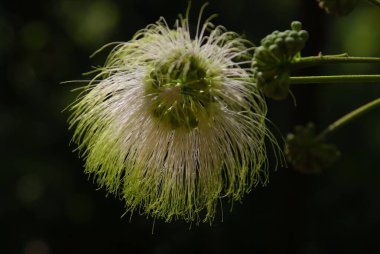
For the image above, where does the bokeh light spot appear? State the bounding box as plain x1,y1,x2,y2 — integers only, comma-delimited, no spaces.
16,174,44,204
20,21,50,50
59,0,120,47
23,240,50,254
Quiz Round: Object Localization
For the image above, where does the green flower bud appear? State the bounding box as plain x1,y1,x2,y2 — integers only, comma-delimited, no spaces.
291,21,302,32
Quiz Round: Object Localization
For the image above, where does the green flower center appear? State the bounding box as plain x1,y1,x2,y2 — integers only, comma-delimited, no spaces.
144,52,221,130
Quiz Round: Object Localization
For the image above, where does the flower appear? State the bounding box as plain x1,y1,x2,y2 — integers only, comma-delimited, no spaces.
69,6,278,223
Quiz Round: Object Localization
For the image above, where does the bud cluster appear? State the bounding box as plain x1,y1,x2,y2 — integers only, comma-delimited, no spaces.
252,21,309,100
285,123,340,174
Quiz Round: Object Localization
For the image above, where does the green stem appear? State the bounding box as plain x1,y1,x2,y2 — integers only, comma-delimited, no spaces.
367,0,380,9
289,75,380,84
317,98,380,140
291,54,380,70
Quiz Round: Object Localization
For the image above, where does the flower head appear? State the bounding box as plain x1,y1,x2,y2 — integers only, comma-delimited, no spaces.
69,6,277,223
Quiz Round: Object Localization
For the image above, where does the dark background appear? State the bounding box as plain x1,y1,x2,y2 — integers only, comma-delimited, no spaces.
1,0,380,253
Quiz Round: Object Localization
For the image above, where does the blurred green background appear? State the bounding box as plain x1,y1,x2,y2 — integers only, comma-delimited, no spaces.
1,0,380,253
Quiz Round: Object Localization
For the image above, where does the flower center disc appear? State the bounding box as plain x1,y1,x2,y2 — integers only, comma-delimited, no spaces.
144,53,220,131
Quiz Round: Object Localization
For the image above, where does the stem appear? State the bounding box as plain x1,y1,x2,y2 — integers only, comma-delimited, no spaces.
291,54,380,70
289,75,380,84
317,98,380,140
367,0,380,9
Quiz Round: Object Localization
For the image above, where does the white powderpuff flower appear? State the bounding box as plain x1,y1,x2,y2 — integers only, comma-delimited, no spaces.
69,6,279,223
